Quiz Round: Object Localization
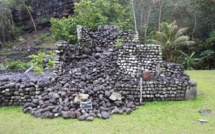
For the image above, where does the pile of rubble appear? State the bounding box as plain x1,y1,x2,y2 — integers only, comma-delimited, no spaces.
19,25,197,121
23,31,143,121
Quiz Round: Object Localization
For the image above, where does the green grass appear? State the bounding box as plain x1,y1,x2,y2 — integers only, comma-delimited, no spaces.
0,70,215,134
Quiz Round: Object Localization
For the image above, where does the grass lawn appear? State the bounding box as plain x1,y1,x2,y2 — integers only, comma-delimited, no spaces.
0,70,215,134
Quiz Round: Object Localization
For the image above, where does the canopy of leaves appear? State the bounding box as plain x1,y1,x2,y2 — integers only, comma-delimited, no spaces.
51,0,132,44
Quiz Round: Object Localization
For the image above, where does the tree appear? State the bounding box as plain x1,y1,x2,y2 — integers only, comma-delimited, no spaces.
0,0,15,44
0,0,38,43
131,0,137,32
18,0,37,35
194,0,215,40
157,0,165,31
147,21,195,62
51,0,132,44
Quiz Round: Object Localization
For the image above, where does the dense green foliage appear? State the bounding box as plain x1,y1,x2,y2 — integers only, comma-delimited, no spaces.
131,0,215,69
29,51,55,74
0,60,32,71
51,0,132,44
51,17,77,44
0,51,55,74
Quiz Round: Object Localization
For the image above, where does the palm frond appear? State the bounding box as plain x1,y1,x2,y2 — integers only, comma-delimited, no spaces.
176,27,188,37
147,39,162,45
174,36,190,44
177,50,187,56
176,40,195,46
155,31,168,40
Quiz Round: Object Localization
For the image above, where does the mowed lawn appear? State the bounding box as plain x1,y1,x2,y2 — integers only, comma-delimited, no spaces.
0,70,215,134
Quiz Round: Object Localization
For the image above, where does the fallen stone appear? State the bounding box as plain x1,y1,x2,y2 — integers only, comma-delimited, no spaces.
23,103,36,109
199,109,212,115
101,111,109,119
198,119,207,124
109,92,122,101
86,116,94,121
74,94,89,104
78,114,88,121
23,107,32,113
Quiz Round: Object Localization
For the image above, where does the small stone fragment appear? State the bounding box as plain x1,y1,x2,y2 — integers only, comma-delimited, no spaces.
109,92,122,101
101,111,109,119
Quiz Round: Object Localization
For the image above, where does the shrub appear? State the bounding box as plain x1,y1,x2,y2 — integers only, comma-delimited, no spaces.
51,0,132,44
29,51,55,74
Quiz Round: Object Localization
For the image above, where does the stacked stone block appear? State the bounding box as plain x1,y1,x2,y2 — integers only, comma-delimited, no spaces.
53,40,68,77
77,25,139,48
117,43,162,77
0,72,52,106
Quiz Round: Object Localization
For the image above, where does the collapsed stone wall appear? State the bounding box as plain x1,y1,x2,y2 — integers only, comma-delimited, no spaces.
74,25,197,102
0,25,197,121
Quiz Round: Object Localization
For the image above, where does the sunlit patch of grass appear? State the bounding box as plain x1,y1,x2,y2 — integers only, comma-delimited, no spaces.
0,70,215,134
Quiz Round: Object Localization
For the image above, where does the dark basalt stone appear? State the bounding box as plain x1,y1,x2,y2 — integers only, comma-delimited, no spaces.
199,109,212,115
23,102,36,109
86,116,94,121
75,111,81,118
78,114,88,121
61,111,69,119
68,111,76,118
23,107,32,113
101,111,109,119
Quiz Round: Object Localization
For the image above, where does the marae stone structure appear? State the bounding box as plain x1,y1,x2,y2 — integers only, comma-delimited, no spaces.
0,25,197,120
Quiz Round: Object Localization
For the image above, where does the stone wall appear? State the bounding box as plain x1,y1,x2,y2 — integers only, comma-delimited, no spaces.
0,25,197,107
0,72,52,106
116,80,197,102
117,43,162,77
75,25,197,101
77,25,139,47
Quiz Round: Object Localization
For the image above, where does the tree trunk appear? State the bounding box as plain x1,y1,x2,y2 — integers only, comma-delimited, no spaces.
140,5,144,28
10,12,16,39
144,7,152,39
131,0,138,32
22,1,37,35
1,17,5,44
158,0,164,31
192,13,197,40
165,47,172,62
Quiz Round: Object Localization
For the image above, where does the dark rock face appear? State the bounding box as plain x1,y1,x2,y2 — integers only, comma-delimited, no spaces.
11,0,77,33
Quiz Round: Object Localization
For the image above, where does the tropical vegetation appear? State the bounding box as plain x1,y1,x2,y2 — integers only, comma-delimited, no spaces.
147,21,195,62
51,0,132,44
0,0,215,70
